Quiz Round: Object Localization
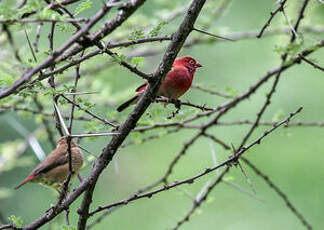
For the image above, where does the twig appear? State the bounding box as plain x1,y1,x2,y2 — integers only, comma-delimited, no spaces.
282,8,299,39
191,84,234,98
193,27,235,41
89,107,302,216
155,97,214,111
242,157,312,230
257,0,287,38
0,18,90,24
53,101,70,136
60,94,117,128
170,167,230,230
33,22,43,53
298,54,324,71
24,30,37,62
70,132,120,138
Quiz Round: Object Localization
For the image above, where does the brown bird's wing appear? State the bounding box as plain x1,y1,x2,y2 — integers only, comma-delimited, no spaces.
32,152,67,176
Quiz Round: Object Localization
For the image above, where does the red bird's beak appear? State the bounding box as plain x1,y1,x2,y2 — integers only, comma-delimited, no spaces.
195,63,202,68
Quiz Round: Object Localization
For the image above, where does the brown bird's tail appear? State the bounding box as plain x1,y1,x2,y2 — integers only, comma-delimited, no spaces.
14,174,37,189
117,95,139,112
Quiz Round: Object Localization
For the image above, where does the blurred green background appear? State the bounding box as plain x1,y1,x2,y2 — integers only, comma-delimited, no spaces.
0,0,324,229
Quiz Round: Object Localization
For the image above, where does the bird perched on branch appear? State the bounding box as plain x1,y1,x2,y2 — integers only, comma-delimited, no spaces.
117,56,202,112
15,136,83,193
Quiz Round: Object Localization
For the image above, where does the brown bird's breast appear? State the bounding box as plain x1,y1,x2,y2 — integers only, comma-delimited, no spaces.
41,147,83,186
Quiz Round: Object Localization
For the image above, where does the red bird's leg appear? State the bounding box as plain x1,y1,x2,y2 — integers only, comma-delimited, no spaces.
169,98,181,110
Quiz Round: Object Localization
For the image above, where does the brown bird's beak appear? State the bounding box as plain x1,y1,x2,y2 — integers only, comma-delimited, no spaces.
195,63,202,68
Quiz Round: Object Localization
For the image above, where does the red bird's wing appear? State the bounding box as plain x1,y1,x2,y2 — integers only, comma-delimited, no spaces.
135,82,147,92
158,66,193,99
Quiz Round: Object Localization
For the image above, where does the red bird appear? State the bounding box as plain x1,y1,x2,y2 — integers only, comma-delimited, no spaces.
117,56,202,112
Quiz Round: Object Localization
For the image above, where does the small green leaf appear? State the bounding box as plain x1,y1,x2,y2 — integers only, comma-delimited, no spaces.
149,21,168,37
8,215,23,227
272,110,284,123
131,57,144,66
111,54,126,64
206,196,215,204
74,0,93,16
62,225,76,230
129,29,145,40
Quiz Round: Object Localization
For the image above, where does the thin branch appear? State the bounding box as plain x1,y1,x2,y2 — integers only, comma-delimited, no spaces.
70,132,119,138
242,157,312,230
170,167,230,230
191,84,234,98
0,0,141,99
0,18,90,24
257,0,287,38
298,54,324,71
281,8,299,39
89,106,302,216
155,97,215,111
61,94,117,128
53,101,70,136
24,30,37,62
193,27,235,41
33,22,43,53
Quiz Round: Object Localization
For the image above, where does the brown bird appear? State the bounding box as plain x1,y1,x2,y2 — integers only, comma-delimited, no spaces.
15,136,83,193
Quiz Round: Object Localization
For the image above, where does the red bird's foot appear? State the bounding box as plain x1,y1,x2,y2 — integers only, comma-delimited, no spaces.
173,99,181,110
167,99,181,119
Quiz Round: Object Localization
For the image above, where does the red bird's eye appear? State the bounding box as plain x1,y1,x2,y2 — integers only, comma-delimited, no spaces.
189,60,195,65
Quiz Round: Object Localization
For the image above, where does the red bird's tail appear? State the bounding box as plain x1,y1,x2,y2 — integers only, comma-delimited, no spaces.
14,174,37,189
117,95,139,112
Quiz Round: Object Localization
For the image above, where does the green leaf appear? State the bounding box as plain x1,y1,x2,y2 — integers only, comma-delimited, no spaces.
8,215,23,227
129,28,145,40
62,225,77,230
272,110,284,123
148,21,168,37
57,23,76,33
74,0,93,16
111,54,126,64
2,75,14,86
131,57,144,66
40,8,61,20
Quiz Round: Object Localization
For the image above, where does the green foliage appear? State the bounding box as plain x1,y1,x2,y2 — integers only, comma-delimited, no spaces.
62,225,77,230
111,54,126,64
57,23,76,33
129,28,145,40
74,0,93,16
0,75,14,86
148,21,168,37
39,8,61,20
0,1,17,19
131,57,144,67
20,0,43,17
8,215,23,227
272,110,284,122
225,86,239,98
83,120,103,133
274,40,305,58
